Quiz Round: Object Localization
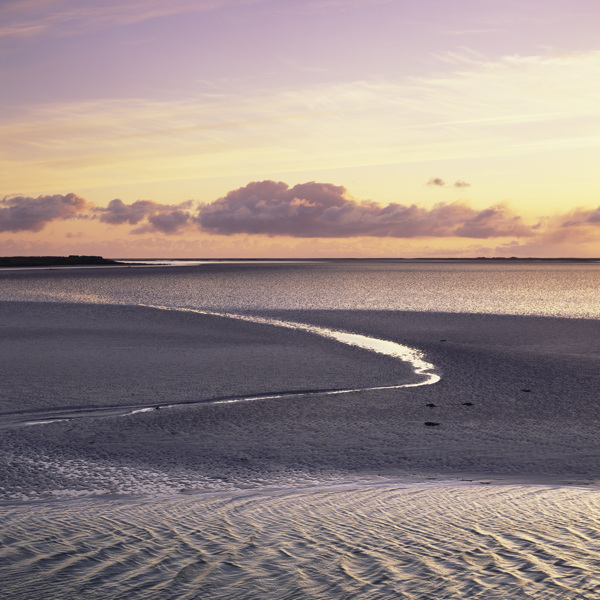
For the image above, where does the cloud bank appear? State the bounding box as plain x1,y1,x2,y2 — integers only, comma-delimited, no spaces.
197,181,531,238
0,193,87,232
3,182,600,251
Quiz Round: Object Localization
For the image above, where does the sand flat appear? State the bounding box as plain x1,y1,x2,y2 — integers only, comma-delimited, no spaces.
1,300,600,500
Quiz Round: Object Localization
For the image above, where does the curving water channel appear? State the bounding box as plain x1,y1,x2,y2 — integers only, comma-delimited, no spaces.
1,305,439,430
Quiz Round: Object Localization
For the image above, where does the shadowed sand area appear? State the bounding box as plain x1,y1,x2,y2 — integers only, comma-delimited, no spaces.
1,301,600,500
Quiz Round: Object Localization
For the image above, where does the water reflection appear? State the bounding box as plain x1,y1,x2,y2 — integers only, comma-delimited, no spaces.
1,261,600,318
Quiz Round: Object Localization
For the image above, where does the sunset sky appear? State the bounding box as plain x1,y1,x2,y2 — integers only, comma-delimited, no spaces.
1,0,600,258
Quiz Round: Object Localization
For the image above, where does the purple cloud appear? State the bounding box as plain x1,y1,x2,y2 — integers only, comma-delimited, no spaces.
454,206,531,238
559,206,600,228
0,193,87,232
0,183,556,241
134,210,192,235
196,180,534,239
427,178,445,187
584,207,600,224
96,199,159,225
427,178,471,188
96,198,193,234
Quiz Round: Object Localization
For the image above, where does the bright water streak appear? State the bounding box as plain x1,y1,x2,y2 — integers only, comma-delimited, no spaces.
152,305,440,387
2,484,600,600
0,304,439,430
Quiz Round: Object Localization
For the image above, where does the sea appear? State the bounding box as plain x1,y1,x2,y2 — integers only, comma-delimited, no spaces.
1,259,600,599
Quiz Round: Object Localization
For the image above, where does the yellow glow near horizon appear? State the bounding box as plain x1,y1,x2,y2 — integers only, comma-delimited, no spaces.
2,52,599,214
2,2,600,256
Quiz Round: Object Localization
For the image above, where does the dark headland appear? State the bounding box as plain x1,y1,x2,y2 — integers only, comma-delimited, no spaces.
0,255,127,267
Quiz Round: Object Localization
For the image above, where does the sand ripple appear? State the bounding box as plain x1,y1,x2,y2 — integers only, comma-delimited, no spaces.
2,484,600,599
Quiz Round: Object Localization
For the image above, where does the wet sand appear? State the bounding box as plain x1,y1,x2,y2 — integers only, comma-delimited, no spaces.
1,301,600,501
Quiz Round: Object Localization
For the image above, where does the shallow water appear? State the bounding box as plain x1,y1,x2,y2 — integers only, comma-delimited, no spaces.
1,260,600,318
2,484,600,599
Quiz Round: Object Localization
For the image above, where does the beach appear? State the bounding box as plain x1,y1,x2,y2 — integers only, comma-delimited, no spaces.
2,262,600,598
2,300,600,501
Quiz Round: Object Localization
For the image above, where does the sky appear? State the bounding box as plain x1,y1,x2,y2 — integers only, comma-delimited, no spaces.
1,0,600,258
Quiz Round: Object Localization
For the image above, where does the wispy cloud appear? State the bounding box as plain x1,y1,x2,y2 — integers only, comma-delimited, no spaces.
4,49,600,194
559,207,600,228
0,0,262,39
420,50,600,127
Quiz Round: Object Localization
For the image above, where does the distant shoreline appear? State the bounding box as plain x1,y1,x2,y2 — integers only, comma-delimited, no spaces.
1,255,599,268
0,255,129,267
120,256,600,262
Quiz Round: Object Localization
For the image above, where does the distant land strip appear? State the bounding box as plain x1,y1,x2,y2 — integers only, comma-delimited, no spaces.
1,256,599,267
0,255,126,267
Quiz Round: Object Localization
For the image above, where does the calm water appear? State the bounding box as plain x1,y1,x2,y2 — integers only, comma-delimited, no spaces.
2,260,600,599
1,260,600,317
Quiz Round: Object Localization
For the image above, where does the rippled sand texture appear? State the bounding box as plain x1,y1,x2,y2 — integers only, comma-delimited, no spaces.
2,484,600,599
